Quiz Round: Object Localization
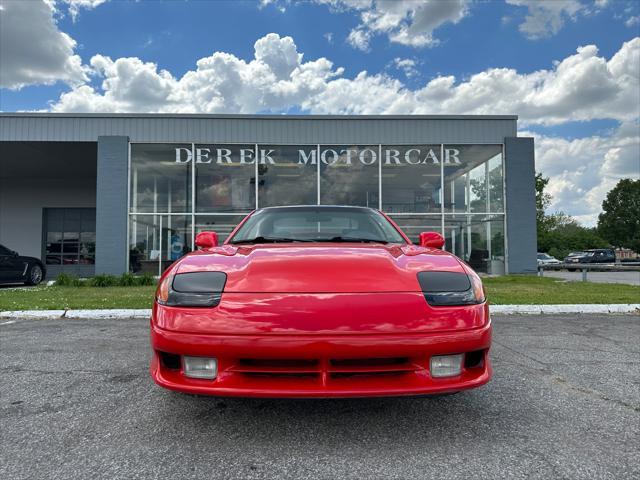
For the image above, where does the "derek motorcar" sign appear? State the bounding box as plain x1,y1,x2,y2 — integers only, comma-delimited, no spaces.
175,146,462,166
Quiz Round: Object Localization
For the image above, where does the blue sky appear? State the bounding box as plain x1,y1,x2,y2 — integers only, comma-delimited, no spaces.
0,0,638,224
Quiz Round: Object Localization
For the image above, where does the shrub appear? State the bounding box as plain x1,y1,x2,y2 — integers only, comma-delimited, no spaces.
136,272,157,286
119,272,138,287
55,273,84,287
89,274,119,287
55,272,156,287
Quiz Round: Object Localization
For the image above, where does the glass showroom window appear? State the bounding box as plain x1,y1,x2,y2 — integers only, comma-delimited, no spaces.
127,142,507,274
442,145,503,214
129,215,191,275
195,215,246,243
44,208,96,265
130,144,192,214
320,145,379,207
195,144,256,213
258,145,318,207
444,215,505,275
387,215,443,244
382,145,441,214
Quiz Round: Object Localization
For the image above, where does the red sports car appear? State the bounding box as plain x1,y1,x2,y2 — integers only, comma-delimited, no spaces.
150,206,491,398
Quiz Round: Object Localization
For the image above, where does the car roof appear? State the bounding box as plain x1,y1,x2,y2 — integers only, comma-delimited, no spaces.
254,205,379,213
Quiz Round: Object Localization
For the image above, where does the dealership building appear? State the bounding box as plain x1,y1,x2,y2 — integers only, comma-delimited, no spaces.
0,113,536,278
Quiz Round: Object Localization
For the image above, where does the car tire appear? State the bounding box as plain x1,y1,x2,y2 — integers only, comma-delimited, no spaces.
25,264,43,286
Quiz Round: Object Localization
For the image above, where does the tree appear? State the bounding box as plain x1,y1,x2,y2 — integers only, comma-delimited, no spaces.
597,179,640,252
536,171,610,258
542,224,609,260
469,167,504,211
535,172,552,234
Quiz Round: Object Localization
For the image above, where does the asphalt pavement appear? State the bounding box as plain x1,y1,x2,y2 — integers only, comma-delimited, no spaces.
1,314,639,480
542,270,640,285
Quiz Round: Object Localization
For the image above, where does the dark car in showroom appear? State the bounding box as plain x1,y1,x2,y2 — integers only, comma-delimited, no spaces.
563,248,616,270
0,244,46,286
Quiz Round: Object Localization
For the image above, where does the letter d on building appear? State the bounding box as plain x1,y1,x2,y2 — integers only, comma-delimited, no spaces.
175,148,193,163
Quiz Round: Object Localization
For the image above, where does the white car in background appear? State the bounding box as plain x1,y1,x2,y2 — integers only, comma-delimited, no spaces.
537,252,561,266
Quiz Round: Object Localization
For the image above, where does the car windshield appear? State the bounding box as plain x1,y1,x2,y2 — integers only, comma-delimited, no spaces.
230,207,406,244
538,253,551,259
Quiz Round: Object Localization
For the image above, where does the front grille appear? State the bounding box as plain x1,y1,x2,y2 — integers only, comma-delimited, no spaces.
229,356,419,382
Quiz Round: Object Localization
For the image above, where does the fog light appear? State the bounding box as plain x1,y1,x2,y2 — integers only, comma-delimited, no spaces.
183,356,217,379
430,354,463,378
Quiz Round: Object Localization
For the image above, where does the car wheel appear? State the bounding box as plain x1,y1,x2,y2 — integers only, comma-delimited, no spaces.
26,264,43,286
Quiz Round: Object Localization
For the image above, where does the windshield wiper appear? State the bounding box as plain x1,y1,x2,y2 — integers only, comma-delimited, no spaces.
231,236,315,244
322,236,389,244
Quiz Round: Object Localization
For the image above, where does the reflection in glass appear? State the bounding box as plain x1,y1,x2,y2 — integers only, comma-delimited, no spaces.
127,143,507,273
382,145,441,213
388,215,443,244
444,215,505,274
488,154,504,213
45,208,95,265
79,209,96,264
442,145,502,213
258,145,317,207
161,215,191,273
320,145,378,207
129,216,160,274
45,209,64,265
130,144,192,213
128,215,191,274
195,144,256,213
195,215,246,244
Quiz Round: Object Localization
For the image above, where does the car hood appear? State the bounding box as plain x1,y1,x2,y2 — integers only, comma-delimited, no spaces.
174,243,466,293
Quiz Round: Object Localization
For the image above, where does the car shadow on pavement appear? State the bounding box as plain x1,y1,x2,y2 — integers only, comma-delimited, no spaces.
152,386,502,445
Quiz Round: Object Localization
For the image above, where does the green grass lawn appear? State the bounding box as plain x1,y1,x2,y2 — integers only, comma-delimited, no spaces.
0,286,156,310
0,276,638,311
482,276,640,305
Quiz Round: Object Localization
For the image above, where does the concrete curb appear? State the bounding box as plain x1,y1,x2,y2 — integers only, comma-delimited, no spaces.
490,304,640,315
0,305,639,319
0,309,151,319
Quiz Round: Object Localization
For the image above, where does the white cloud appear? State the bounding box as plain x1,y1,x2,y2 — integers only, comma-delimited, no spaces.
526,122,640,225
48,34,640,128
347,28,373,51
37,32,640,225
383,0,469,47
505,0,586,39
313,0,469,49
392,57,418,78
259,0,286,13
51,33,344,113
62,0,108,21
0,0,90,89
625,15,640,27
307,38,640,127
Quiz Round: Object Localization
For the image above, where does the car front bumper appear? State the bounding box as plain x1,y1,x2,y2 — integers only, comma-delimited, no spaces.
150,320,492,398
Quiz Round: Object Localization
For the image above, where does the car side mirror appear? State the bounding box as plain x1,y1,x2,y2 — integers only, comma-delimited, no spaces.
11,250,19,257
419,231,445,249
195,231,218,249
